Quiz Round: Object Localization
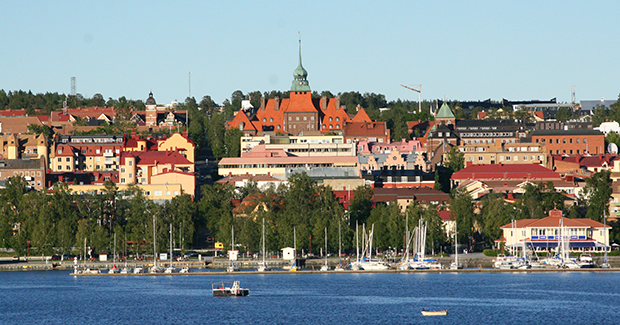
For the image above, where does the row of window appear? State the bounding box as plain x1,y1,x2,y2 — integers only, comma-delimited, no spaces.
536,138,588,144
144,190,179,196
287,116,315,121
467,155,544,162
9,171,42,177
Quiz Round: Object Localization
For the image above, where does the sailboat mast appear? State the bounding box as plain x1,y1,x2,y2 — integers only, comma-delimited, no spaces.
454,219,458,265
113,233,116,264
356,221,359,262
338,220,341,261
153,214,157,268
262,218,266,264
324,227,328,266
604,210,608,264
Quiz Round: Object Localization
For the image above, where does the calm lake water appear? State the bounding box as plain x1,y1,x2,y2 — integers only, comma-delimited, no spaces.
1,270,619,324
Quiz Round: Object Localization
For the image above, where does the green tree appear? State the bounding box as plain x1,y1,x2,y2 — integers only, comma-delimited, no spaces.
450,188,475,250
348,186,374,228
479,193,514,246
444,146,464,173
556,107,574,122
581,170,612,222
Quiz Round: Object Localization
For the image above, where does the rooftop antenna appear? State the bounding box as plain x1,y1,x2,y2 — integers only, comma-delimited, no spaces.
571,85,576,106
71,77,76,96
70,77,76,107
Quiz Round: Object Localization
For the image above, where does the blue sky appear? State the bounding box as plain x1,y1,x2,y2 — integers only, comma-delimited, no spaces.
1,1,619,106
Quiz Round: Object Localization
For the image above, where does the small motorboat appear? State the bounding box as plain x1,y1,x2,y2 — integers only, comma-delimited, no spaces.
212,281,249,297
179,266,190,273
421,309,449,316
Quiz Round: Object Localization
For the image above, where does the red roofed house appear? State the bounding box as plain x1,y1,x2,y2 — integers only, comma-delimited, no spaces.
498,208,609,253
451,163,582,199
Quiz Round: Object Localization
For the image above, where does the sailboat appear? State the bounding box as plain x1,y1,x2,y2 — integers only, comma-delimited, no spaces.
164,224,178,273
149,214,163,273
257,218,270,272
399,211,413,270
227,225,239,272
108,233,120,274
449,219,462,270
357,224,390,271
349,221,362,270
289,227,298,271
320,227,330,271
334,220,345,271
601,210,610,269
120,233,130,274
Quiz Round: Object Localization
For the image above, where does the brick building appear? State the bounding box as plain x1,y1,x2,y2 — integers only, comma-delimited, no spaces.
531,129,605,155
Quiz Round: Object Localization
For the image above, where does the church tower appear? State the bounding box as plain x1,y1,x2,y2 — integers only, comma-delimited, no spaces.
291,38,311,92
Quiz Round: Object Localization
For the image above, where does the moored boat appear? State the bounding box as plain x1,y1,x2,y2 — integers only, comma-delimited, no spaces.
421,309,448,316
212,281,249,297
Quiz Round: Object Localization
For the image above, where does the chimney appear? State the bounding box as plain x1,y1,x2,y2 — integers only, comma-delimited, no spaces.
321,97,327,110
260,97,266,111
335,97,341,111
275,97,280,111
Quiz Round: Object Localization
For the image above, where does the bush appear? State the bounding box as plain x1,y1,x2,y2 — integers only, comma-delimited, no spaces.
483,249,499,257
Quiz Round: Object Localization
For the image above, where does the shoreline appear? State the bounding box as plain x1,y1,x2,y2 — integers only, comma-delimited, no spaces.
69,267,620,276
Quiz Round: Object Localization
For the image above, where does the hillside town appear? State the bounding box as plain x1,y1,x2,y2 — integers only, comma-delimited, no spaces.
0,44,618,268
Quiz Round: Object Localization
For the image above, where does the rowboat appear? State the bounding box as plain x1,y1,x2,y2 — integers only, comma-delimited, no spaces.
421,309,448,316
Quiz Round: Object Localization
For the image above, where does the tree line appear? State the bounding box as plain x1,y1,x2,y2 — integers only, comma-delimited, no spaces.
0,168,615,257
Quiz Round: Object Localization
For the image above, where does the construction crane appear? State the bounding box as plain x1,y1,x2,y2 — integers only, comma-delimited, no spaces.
400,84,422,113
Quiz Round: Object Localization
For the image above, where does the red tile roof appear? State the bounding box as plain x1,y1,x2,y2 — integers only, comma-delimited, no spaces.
500,215,608,229
451,163,561,181
343,121,388,137
352,108,371,122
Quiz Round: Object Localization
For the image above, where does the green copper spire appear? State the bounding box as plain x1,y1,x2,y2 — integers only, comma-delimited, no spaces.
291,35,311,92
436,102,455,119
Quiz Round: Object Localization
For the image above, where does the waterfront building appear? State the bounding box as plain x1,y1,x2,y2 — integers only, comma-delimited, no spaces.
498,208,610,253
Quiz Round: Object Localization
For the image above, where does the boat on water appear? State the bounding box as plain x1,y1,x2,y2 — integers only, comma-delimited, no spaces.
179,266,190,273
133,266,145,274
356,224,390,271
421,309,448,316
577,253,597,268
74,266,101,274
212,281,249,297
120,267,130,274
108,264,120,274
149,265,163,273
164,265,178,273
